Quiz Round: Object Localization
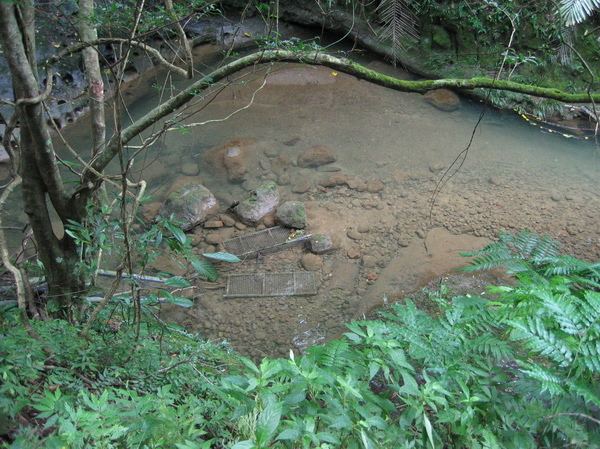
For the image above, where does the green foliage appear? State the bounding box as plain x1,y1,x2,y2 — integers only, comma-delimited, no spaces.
0,316,236,447
64,200,239,292
461,230,562,274
3,232,600,448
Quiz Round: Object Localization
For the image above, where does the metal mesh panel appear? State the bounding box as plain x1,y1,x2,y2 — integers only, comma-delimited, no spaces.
223,227,308,257
225,271,317,297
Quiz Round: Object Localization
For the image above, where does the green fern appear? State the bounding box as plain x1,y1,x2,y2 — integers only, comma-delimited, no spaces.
510,316,574,367
308,339,353,371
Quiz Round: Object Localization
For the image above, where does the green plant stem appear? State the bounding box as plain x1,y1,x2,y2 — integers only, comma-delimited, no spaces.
79,266,123,339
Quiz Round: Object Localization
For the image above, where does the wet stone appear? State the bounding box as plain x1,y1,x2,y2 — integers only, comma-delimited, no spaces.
347,229,363,240
347,248,360,259
361,255,378,268
291,179,311,193
317,164,343,172
301,253,324,271
220,214,236,227
366,179,385,193
205,233,223,245
204,220,223,228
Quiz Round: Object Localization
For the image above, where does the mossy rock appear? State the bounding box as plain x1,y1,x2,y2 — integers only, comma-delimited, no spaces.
159,182,218,230
234,181,280,223
276,201,307,229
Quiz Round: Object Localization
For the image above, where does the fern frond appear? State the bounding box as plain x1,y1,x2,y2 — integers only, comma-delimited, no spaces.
512,231,561,261
520,364,566,395
536,290,586,336
468,333,513,360
566,378,600,407
558,0,600,26
320,339,353,371
375,0,419,64
580,291,600,324
510,317,574,367
579,340,600,373
462,231,562,274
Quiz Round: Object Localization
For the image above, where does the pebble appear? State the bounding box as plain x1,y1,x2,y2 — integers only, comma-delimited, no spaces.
429,162,446,173
220,214,236,227
317,165,343,172
204,220,223,228
361,255,378,267
205,233,223,245
301,253,324,271
259,158,271,170
357,224,370,233
291,179,311,193
366,179,385,193
347,228,363,240
347,248,360,259
181,162,199,176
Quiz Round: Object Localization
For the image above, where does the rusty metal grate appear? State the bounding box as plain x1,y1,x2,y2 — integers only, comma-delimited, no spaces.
225,271,317,297
223,226,309,258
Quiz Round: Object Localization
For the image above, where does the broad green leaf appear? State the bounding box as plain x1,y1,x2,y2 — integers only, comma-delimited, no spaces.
423,414,435,449
256,397,282,446
164,221,188,245
276,428,302,440
230,441,255,449
165,296,193,308
164,276,191,287
317,432,341,444
189,256,218,282
202,251,242,263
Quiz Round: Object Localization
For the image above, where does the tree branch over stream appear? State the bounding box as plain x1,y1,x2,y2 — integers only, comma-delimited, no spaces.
83,48,600,187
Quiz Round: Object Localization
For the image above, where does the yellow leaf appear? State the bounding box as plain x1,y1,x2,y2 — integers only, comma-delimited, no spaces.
244,32,251,37
331,72,338,76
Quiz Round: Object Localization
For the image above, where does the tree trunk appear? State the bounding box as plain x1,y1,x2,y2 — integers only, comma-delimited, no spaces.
76,0,106,158
0,2,86,317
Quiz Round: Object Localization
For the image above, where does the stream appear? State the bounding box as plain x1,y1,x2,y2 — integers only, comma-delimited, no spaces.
4,41,600,359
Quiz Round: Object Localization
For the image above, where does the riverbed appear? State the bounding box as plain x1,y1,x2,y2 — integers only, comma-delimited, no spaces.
8,40,600,360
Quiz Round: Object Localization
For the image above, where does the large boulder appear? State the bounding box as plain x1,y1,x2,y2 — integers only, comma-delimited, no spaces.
276,201,307,229
297,145,336,168
233,181,280,223
423,89,460,111
203,138,256,182
159,182,218,230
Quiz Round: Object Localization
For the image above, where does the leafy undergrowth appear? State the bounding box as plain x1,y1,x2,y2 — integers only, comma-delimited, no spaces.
1,231,600,448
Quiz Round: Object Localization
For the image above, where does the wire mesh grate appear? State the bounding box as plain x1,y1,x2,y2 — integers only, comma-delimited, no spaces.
223,227,309,258
225,271,317,297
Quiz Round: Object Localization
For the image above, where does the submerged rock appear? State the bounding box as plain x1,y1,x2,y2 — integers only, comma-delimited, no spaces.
234,181,280,223
423,88,460,111
203,138,257,182
301,253,323,271
276,201,307,229
308,234,334,254
297,145,336,168
159,182,218,230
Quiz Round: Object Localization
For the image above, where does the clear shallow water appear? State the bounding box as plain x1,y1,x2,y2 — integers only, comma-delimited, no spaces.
4,45,600,358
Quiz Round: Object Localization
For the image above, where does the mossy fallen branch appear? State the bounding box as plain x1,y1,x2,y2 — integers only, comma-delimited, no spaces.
84,49,600,186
